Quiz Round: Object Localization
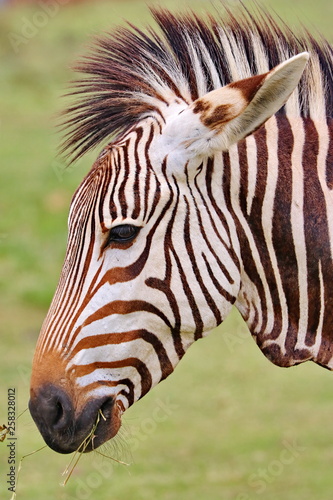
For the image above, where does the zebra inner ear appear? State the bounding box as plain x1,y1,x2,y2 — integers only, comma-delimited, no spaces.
161,52,309,158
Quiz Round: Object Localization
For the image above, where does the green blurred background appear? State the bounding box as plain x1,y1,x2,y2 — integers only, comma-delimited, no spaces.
1,0,333,498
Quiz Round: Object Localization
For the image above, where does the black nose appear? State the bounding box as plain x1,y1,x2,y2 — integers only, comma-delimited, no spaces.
29,384,114,454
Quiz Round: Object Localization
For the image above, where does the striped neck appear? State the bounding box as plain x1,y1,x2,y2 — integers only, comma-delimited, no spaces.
232,115,333,368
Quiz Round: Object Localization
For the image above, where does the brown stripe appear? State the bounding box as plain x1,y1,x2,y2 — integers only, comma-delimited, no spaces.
131,127,143,219
237,138,248,216
81,300,172,332
98,160,112,227
109,149,122,220
70,329,174,380
272,117,299,358
143,125,156,221
326,119,333,189
73,358,152,398
302,119,325,345
120,140,130,218
83,379,135,407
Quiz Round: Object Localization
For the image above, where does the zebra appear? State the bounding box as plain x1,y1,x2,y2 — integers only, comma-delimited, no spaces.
29,5,333,454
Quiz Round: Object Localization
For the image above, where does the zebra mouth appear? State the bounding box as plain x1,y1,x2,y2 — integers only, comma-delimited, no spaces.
80,397,118,453
29,385,120,454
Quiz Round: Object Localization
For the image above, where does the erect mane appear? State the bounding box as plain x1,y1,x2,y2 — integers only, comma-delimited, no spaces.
61,3,333,162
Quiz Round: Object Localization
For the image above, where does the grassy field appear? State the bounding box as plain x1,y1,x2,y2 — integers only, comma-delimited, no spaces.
1,0,333,499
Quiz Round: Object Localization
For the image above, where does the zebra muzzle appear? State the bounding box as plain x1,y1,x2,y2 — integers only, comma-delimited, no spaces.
29,385,119,454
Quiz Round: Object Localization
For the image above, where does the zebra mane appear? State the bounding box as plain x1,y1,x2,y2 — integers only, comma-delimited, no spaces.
62,3,333,162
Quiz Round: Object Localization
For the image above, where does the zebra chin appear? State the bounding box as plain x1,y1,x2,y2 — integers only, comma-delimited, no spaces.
28,384,120,454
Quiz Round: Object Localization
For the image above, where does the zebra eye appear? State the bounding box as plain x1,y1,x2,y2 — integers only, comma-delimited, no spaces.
107,224,140,245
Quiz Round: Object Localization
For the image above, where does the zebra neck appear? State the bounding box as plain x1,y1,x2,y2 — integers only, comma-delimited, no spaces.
229,115,333,369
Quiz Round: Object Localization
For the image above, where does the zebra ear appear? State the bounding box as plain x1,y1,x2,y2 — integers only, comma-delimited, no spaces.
162,52,309,158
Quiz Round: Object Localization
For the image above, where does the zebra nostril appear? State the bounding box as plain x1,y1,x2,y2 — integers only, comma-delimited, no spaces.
55,400,63,420
29,384,74,435
54,399,65,427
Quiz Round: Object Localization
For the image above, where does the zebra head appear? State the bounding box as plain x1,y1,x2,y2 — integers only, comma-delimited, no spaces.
29,12,308,454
